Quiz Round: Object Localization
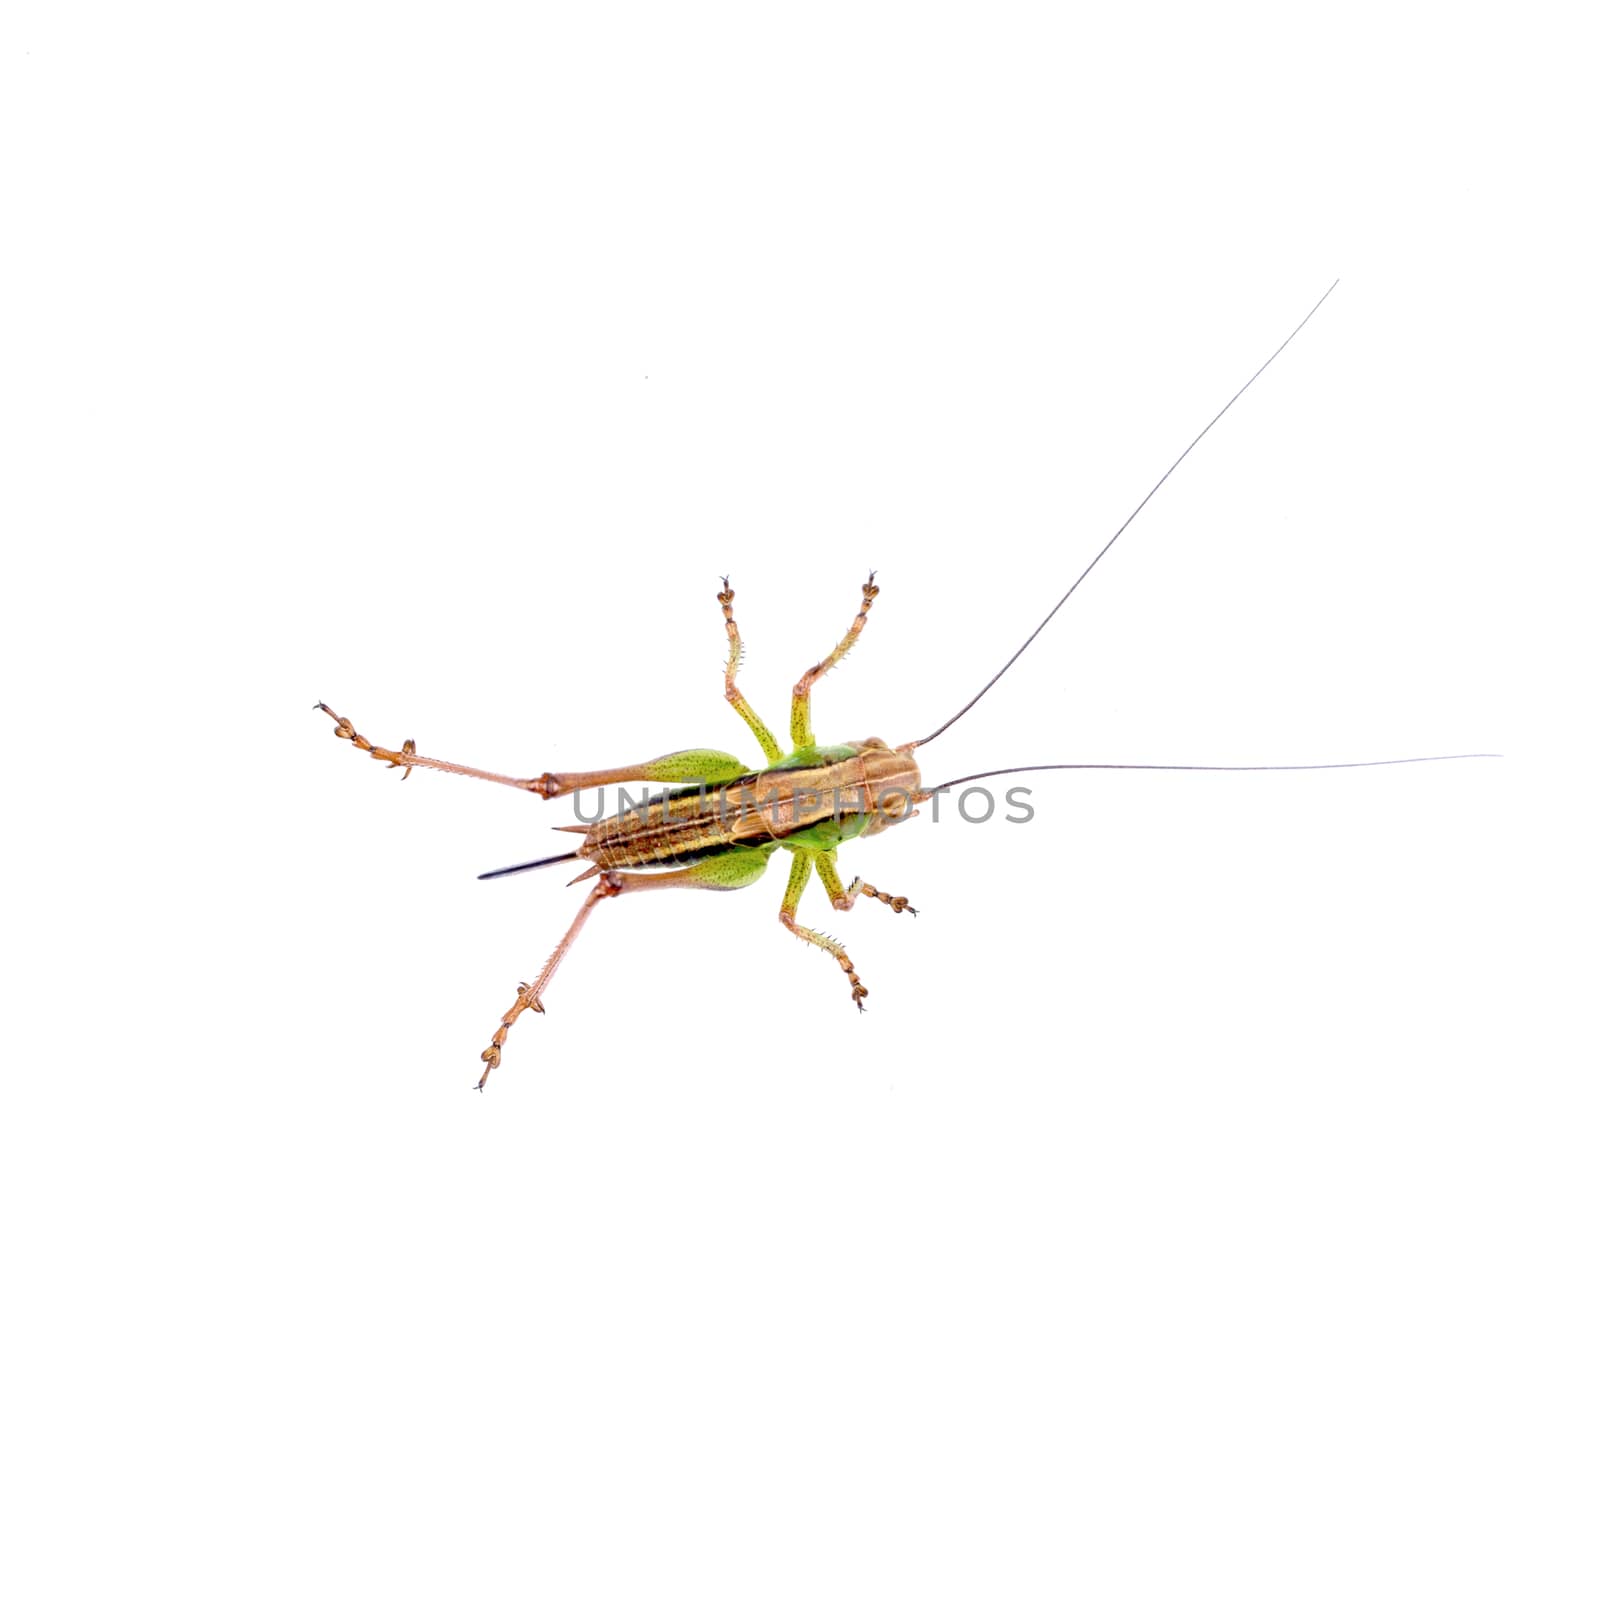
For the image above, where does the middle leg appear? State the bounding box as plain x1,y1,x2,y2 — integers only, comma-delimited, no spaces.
778,850,868,1010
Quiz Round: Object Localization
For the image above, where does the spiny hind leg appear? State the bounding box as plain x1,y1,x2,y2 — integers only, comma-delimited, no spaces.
717,577,782,763
477,848,771,1089
814,851,917,917
316,703,748,800
778,851,868,1010
315,701,566,795
791,571,880,749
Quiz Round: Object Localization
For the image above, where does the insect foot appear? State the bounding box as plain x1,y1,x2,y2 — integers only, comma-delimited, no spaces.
850,878,917,916
477,985,548,1091
316,700,566,796
477,1043,501,1088
315,702,419,776
848,973,868,1010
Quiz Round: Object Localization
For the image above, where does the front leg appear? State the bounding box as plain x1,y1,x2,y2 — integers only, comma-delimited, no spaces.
791,572,880,749
814,851,917,916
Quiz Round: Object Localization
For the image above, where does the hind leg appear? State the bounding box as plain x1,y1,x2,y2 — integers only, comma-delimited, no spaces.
477,848,772,1088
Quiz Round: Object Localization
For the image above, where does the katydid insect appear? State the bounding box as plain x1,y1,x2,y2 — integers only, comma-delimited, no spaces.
315,281,1494,1089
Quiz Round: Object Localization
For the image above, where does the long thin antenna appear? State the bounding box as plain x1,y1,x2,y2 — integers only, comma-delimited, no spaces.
924,753,1500,794
478,850,579,881
909,279,1341,751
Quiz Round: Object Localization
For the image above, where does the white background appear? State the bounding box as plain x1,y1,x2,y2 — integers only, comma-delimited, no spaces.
4,4,1595,1596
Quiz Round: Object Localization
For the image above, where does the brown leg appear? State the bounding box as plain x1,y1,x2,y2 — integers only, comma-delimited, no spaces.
316,701,563,795
316,702,748,800
476,848,772,1088
844,879,917,916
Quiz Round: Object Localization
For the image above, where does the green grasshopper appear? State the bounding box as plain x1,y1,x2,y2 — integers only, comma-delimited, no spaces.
316,281,1493,1089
